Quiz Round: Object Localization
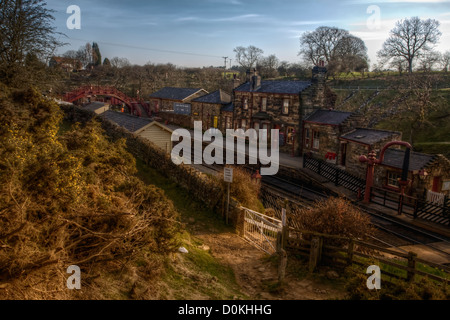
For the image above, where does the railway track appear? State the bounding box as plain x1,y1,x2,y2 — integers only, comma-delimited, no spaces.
191,163,450,264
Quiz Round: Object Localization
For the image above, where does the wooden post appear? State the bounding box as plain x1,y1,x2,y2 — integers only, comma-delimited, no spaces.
309,236,322,273
226,182,230,225
277,201,288,283
407,252,417,282
347,240,354,266
278,248,287,283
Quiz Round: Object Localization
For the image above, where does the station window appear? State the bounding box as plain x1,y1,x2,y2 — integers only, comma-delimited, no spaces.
282,99,289,114
312,131,320,150
304,128,310,148
387,171,400,188
261,97,267,112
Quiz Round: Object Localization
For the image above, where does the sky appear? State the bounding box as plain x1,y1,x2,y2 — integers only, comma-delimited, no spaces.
47,0,450,68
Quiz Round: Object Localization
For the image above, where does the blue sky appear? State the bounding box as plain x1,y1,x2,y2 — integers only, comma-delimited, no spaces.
47,0,450,68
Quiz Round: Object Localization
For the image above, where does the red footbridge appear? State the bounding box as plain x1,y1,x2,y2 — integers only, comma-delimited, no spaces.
63,86,151,117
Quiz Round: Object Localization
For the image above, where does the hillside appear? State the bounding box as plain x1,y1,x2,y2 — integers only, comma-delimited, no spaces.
330,74,450,158
0,85,183,299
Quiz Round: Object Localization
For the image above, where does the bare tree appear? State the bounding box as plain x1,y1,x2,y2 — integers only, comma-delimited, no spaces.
377,17,441,73
391,73,443,144
418,51,441,72
389,57,409,75
257,54,279,78
299,27,368,76
333,35,369,76
0,0,64,85
441,51,450,72
299,26,348,65
233,45,264,70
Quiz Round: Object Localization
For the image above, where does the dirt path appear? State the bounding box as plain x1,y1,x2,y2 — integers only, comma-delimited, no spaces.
193,228,346,300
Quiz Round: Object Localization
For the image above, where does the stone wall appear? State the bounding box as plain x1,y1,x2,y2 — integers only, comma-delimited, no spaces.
191,102,223,131
157,111,192,129
303,123,341,165
233,91,303,155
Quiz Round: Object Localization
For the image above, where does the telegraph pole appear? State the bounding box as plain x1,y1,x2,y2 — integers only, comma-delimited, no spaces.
222,56,228,78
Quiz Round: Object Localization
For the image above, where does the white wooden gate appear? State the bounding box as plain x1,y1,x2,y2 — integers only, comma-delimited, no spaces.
242,207,282,254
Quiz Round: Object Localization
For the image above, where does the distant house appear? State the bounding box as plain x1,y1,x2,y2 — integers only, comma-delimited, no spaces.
302,109,364,164
339,128,402,178
220,102,234,132
102,110,173,154
135,121,174,153
149,87,208,113
233,65,328,155
191,89,232,131
376,149,450,198
49,57,82,72
84,102,109,115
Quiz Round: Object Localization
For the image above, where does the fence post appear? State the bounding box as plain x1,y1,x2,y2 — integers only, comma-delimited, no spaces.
407,252,417,282
347,240,354,265
278,202,289,282
309,236,322,273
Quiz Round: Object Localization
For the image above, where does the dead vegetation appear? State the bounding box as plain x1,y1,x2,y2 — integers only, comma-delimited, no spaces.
0,87,180,299
291,197,375,245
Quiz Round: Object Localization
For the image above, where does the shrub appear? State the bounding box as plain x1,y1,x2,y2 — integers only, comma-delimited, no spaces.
344,266,450,300
218,166,263,212
291,197,375,244
0,87,180,299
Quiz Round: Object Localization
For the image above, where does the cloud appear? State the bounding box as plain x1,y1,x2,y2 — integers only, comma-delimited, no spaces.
343,0,450,4
175,13,263,23
289,20,343,26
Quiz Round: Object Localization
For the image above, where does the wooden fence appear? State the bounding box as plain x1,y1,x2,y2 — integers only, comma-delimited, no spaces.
303,153,366,196
279,227,450,285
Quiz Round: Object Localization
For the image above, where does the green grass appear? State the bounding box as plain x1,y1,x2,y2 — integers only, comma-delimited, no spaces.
134,158,246,299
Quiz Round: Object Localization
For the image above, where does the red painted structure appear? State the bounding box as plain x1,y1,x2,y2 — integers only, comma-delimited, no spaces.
359,141,413,205
63,86,151,117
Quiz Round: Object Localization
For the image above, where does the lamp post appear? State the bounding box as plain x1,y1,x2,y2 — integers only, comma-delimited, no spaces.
359,141,412,207
252,170,262,186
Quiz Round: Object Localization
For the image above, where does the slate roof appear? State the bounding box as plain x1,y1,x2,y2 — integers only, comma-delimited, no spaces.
221,102,234,113
340,128,401,146
304,109,354,126
234,80,312,94
149,87,207,101
192,90,231,104
84,102,107,113
381,148,436,171
102,110,152,133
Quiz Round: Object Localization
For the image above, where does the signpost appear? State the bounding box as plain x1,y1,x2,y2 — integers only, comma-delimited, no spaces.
224,168,233,224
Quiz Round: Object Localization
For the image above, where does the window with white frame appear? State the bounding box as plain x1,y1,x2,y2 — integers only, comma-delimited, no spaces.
243,98,248,110
261,97,267,112
312,131,320,149
387,171,400,188
282,99,289,114
241,119,246,129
